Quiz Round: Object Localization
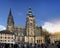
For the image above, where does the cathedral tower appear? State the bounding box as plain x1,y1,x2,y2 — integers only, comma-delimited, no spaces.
7,9,14,32
26,7,35,36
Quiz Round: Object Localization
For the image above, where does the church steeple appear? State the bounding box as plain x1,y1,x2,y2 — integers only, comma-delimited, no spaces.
9,8,12,16
7,8,14,32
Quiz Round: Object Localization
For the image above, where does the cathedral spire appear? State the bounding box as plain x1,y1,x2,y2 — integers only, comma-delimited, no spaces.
9,8,12,16
27,7,33,16
7,8,14,32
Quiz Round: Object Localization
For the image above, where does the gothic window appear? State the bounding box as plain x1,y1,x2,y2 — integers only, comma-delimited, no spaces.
39,40,40,43
37,40,38,43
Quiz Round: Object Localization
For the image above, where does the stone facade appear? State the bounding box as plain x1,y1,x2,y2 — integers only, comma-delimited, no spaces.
26,16,35,36
6,8,45,44
25,8,45,44
35,36,45,44
25,36,45,44
7,9,14,32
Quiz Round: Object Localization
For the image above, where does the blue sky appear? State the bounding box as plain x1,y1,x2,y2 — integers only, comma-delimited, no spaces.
0,0,60,33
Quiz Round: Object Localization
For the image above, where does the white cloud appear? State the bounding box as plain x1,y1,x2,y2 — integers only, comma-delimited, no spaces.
42,22,60,33
0,25,6,31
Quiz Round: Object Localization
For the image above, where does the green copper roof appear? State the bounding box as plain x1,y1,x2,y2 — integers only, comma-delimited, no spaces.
27,7,33,16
